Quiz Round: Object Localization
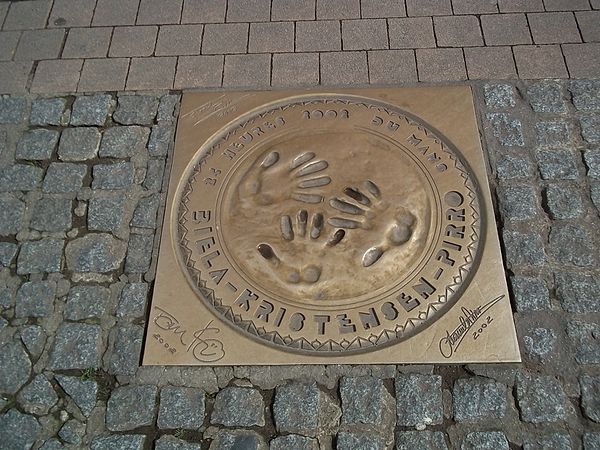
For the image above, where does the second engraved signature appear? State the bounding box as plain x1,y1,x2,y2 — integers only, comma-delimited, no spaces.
438,295,504,359
153,306,225,362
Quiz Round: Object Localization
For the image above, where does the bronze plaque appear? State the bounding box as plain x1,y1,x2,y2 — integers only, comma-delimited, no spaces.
143,87,520,365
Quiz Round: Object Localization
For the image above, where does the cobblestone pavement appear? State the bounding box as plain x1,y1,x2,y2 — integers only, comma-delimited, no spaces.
0,76,599,448
0,0,599,94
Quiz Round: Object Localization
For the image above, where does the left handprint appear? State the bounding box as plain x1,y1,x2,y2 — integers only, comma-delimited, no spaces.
256,209,345,284
239,151,331,206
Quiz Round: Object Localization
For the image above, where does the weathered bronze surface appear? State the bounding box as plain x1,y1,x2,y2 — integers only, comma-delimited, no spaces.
143,87,520,365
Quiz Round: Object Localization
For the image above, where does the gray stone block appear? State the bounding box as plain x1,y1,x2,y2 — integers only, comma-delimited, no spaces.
0,340,31,394
106,385,158,431
30,98,68,126
336,431,385,450
453,377,506,421
144,158,166,190
544,185,584,219
461,432,509,450
502,230,547,266
527,82,566,113
208,429,266,450
585,149,600,179
536,149,579,180
58,419,85,445
125,233,154,273
108,323,144,376
340,376,390,425
64,285,111,320
58,127,101,161
567,320,600,364
16,129,59,160
510,276,551,311
396,431,448,450
569,80,600,111
158,386,205,430
0,97,27,124
16,280,56,318
212,386,265,427
484,84,515,108
536,121,571,147
117,283,148,318
584,433,600,450
17,238,64,274
0,242,17,267
0,194,25,235
92,162,135,189
20,325,46,358
99,126,150,158
498,185,538,220
270,434,318,450
395,374,442,426
70,95,114,126
495,153,534,180
155,435,201,450
487,113,524,146
516,373,568,423
557,273,600,313
55,375,98,417
148,124,173,157
88,194,127,232
49,323,103,370
549,224,595,267
0,409,41,450
43,163,87,193
0,164,44,192
90,434,146,450
114,95,159,125
131,194,160,228
30,196,72,231
581,116,600,144
523,433,572,450
66,234,127,273
581,375,600,423
523,327,557,362
17,374,58,415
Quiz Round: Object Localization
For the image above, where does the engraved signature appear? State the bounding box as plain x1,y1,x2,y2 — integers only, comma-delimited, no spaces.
438,295,504,359
153,306,225,362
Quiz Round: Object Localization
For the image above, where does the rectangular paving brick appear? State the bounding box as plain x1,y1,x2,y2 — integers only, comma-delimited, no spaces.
592,0,600,8
175,55,223,88
272,53,319,86
361,0,406,18
416,48,467,81
452,0,498,14
368,49,417,84
342,19,388,50
0,31,20,61
481,14,532,45
562,43,600,78
155,24,203,56
389,17,436,49
49,0,96,27
110,26,158,57
498,0,544,12
406,0,452,16
296,20,341,52
62,28,112,59
317,0,360,19
126,57,176,90
528,12,581,44
513,44,568,78
464,46,517,79
272,0,315,20
31,59,83,93
227,0,271,22
78,58,130,91
434,15,483,47
93,0,139,26
249,22,294,53
320,51,368,85
15,29,65,61
181,0,226,23
576,11,600,42
544,0,590,10
137,0,182,25
0,3,8,28
0,61,32,93
223,54,271,88
202,23,249,54
3,0,51,30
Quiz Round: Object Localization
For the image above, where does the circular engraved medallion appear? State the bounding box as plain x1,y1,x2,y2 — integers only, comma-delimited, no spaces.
175,95,483,355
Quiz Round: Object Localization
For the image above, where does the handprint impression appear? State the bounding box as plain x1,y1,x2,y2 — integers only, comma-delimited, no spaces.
240,151,331,206
328,180,417,268
257,210,345,284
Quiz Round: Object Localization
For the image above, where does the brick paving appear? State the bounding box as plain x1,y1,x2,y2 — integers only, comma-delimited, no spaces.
0,1,599,450
0,0,598,93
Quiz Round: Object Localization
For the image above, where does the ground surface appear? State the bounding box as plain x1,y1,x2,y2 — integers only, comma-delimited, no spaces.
0,1,599,450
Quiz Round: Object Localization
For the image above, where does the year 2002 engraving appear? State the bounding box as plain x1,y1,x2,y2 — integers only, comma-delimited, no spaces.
175,96,483,355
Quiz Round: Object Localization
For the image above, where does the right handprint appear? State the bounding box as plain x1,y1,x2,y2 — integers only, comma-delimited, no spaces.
328,180,417,267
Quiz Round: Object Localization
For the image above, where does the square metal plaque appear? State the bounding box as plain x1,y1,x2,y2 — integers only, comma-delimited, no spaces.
143,86,521,365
